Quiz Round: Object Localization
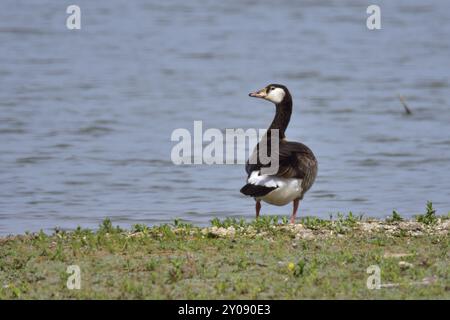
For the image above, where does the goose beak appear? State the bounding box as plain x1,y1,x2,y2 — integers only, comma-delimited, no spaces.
249,88,267,99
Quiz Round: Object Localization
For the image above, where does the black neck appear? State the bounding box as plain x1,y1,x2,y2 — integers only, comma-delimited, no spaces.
268,95,292,140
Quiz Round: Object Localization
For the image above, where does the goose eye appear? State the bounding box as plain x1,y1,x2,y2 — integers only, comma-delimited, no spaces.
269,87,275,91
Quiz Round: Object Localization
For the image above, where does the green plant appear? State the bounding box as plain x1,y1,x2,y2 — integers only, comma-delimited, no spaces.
210,217,246,228
293,260,306,277
145,258,158,271
417,201,438,225
331,212,358,234
252,215,279,229
345,212,357,225
301,216,330,230
387,210,403,223
167,258,183,283
173,219,193,229
98,218,122,234
132,224,149,233
157,224,175,239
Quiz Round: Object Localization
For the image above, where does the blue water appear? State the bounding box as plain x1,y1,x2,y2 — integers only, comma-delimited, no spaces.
1,0,450,235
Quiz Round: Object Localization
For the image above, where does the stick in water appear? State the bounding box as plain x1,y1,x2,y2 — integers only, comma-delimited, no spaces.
398,94,412,115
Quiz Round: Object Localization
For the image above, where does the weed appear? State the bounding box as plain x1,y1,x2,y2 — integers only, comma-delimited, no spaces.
387,210,403,223
211,217,246,228
145,258,158,272
301,216,330,230
417,201,438,225
292,260,306,277
167,258,183,283
252,215,279,230
157,224,175,239
98,218,122,234
132,224,150,234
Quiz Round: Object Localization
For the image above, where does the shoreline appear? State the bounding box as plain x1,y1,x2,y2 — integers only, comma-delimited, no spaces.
1,212,449,299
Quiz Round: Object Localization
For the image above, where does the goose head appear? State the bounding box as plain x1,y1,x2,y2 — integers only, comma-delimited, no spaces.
249,84,290,105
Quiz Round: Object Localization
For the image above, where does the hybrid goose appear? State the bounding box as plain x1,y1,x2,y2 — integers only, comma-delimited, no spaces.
240,84,318,223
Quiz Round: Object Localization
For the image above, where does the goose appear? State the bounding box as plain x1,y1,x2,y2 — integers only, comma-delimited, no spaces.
240,84,318,223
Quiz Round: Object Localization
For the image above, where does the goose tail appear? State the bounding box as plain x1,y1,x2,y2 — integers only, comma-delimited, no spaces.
240,184,276,197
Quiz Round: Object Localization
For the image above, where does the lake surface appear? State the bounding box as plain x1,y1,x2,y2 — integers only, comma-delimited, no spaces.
1,0,450,235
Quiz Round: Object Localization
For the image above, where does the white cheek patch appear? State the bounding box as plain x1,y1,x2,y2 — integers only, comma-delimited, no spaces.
266,88,285,104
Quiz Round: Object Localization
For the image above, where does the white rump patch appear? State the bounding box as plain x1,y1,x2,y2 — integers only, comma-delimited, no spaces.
266,87,285,104
247,171,303,206
248,171,279,187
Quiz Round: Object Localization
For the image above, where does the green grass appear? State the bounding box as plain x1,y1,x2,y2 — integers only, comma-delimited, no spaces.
0,210,449,299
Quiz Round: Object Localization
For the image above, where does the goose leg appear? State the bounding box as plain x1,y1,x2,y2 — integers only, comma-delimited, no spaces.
255,200,261,219
290,199,300,224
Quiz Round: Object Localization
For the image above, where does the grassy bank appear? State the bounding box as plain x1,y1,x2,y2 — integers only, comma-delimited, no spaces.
0,205,449,299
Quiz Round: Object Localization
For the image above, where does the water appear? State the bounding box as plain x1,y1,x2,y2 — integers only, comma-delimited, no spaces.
1,0,449,235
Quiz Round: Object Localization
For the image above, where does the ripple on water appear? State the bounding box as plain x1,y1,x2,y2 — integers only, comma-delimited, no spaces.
108,159,173,167
75,126,114,136
397,158,450,167
63,180,90,186
0,27,49,35
311,191,337,199
413,80,448,89
378,152,414,158
350,198,368,203
16,156,53,165
353,159,381,167
321,75,352,83
431,140,450,146
0,128,26,134
52,143,72,149
365,136,401,143
280,70,321,80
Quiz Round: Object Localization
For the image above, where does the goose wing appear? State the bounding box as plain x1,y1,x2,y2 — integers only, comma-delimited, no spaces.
245,140,317,180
